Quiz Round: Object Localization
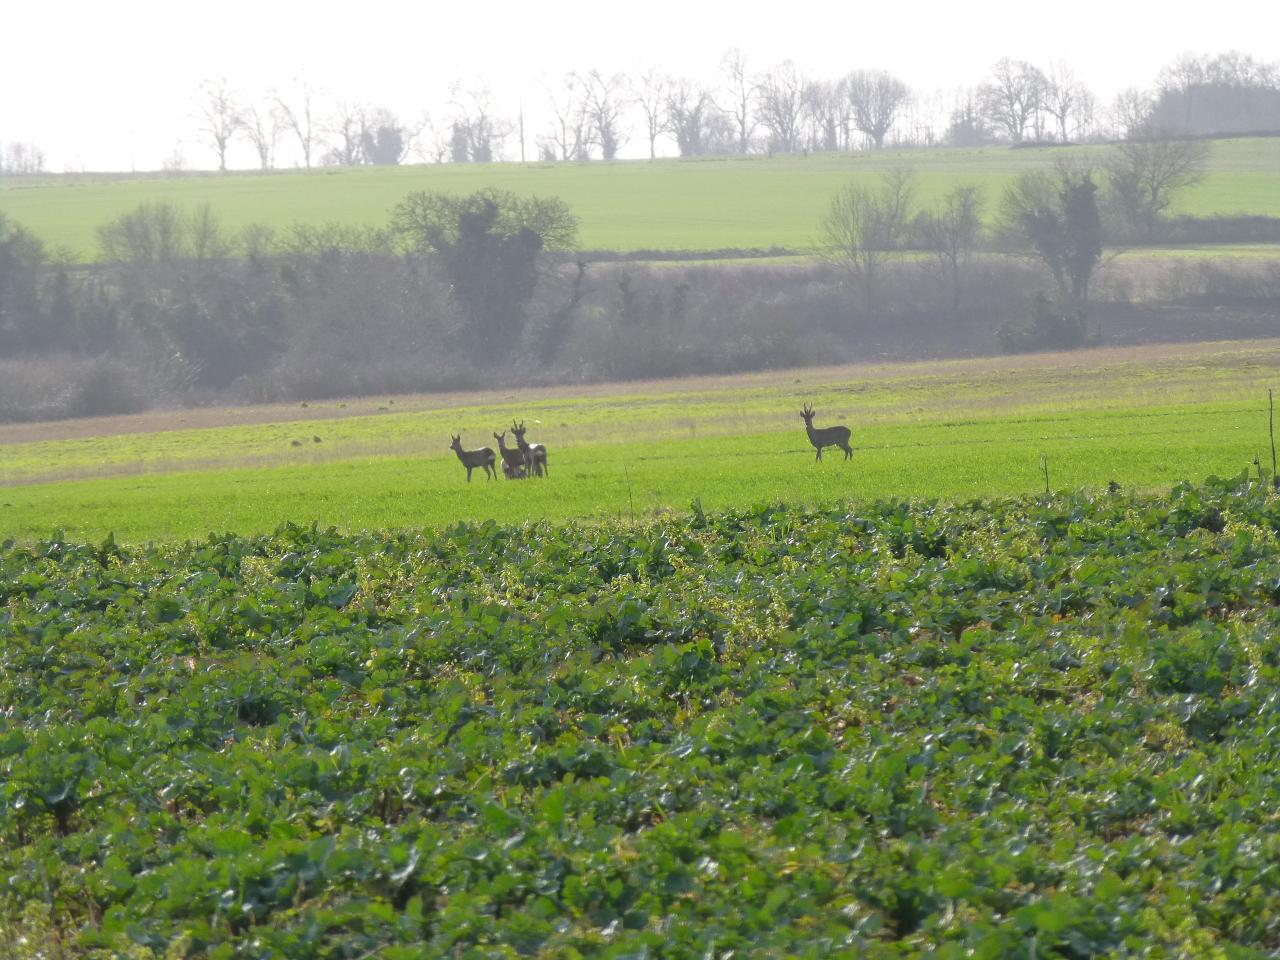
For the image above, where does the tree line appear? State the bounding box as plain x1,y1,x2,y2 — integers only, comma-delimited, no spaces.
4,50,1276,176
181,50,1280,171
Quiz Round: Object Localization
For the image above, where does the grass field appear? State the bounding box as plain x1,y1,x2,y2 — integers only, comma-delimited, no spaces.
3,340,1280,543
2,138,1279,261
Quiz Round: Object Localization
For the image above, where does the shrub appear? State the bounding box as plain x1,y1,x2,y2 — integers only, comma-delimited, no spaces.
0,354,150,422
997,292,1100,353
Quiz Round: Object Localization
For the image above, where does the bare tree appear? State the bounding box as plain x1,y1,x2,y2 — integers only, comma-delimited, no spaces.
580,69,630,160
900,87,948,146
0,141,46,174
979,59,1046,143
193,79,242,171
1043,61,1090,142
820,169,914,311
241,103,281,170
803,80,844,152
541,73,591,161
324,101,366,165
161,146,189,173
628,67,669,159
1157,52,1208,94
664,79,717,157
844,69,912,148
1072,88,1100,141
273,82,322,169
417,116,452,164
720,47,757,153
1203,50,1278,88
1110,87,1155,139
1105,137,1210,240
756,61,807,153
914,184,984,315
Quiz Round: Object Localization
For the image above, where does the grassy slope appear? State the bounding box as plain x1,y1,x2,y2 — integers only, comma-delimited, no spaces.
2,340,1278,543
2,139,1279,260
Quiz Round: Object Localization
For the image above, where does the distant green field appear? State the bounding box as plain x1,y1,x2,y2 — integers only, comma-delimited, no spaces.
3,340,1279,543
2,138,1279,261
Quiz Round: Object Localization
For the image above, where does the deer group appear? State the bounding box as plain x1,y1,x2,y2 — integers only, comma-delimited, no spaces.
453,404,849,483
451,419,549,482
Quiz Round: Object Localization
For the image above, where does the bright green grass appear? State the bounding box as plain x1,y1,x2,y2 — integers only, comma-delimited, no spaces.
3,341,1279,543
0,409,1259,544
3,138,1279,261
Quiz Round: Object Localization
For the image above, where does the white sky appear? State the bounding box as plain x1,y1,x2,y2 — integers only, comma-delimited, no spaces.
4,0,1278,171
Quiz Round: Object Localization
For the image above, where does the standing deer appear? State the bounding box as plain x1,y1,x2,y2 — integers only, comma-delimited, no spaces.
449,434,497,481
800,403,852,461
511,420,548,477
494,431,527,479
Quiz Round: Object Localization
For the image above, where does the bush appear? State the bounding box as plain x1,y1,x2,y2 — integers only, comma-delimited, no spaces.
0,355,150,422
997,292,1100,353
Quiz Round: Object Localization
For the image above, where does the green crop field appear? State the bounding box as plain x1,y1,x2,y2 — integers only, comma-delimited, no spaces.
5,473,1280,957
2,138,1279,261
3,340,1280,543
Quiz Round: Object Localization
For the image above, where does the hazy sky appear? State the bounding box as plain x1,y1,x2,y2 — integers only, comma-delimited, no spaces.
4,0,1278,171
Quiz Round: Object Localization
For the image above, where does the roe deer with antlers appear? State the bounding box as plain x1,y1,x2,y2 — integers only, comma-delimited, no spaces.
494,431,527,479
450,434,497,481
800,403,852,461
511,420,548,477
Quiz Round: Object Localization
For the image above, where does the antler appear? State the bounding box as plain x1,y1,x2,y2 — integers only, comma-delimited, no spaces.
802,403,814,416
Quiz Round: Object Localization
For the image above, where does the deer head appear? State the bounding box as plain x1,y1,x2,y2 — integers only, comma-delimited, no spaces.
801,404,815,424
449,434,462,451
512,420,526,440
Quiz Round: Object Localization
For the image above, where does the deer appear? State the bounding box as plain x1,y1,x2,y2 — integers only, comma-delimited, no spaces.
494,431,527,479
449,434,497,481
511,419,548,478
800,403,852,462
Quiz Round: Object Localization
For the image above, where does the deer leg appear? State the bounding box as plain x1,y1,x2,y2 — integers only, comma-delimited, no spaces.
843,443,852,460
815,447,822,462
465,466,472,482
